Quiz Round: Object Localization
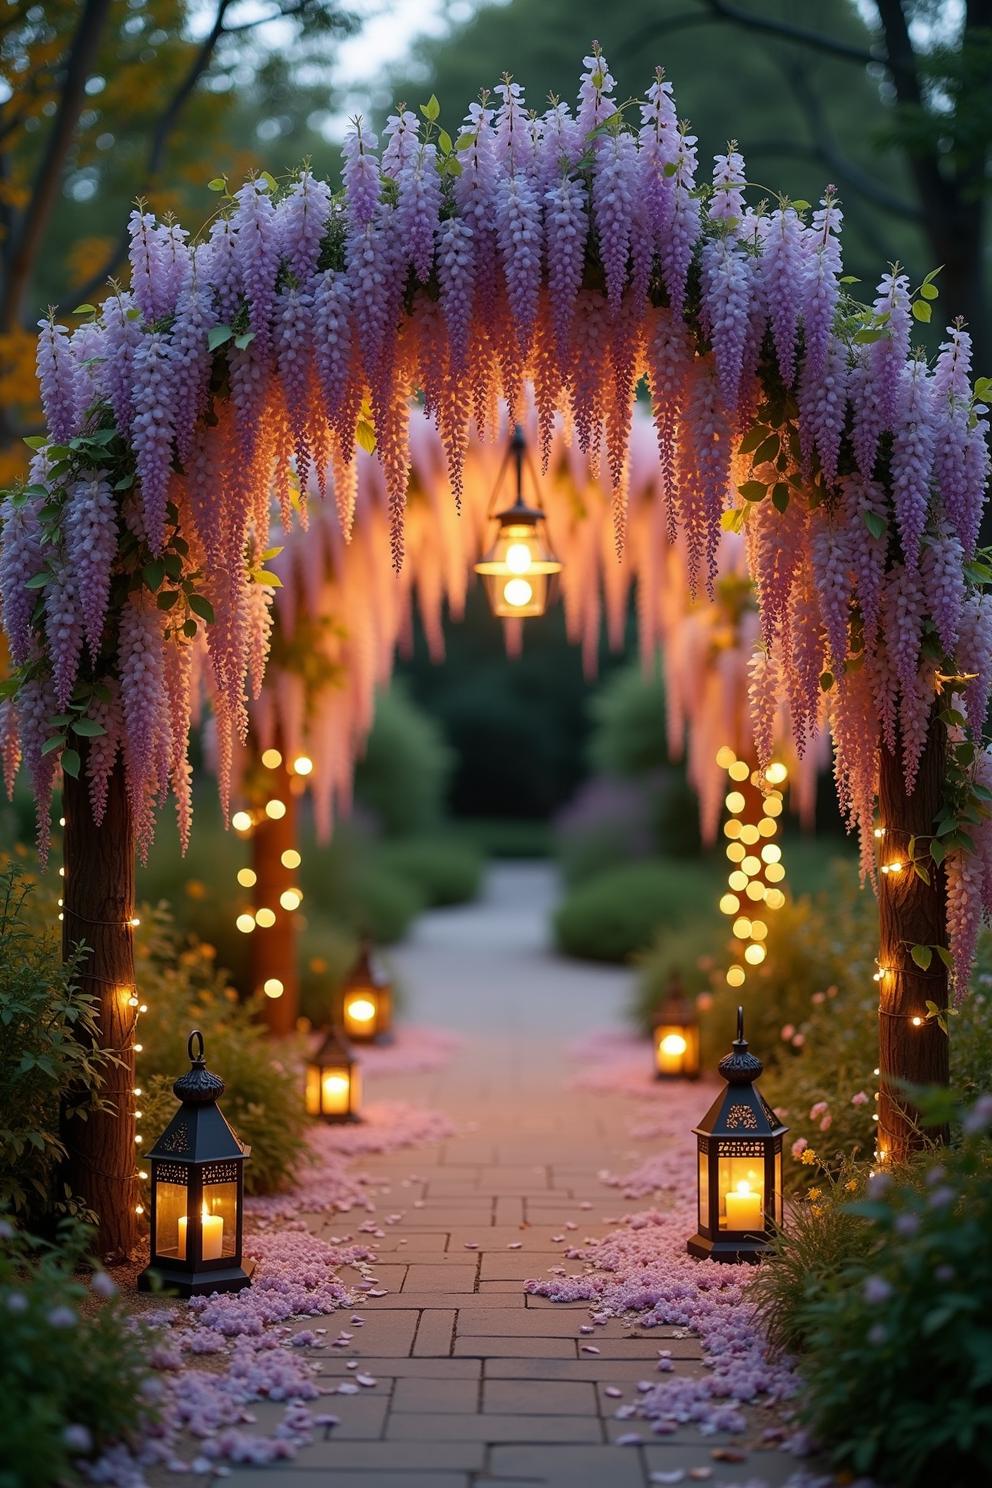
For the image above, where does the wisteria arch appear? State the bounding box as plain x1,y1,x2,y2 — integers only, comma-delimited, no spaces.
4,46,990,1254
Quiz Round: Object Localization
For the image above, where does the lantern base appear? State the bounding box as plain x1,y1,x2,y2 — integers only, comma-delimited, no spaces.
318,1111,364,1124
137,1261,254,1297
686,1231,769,1264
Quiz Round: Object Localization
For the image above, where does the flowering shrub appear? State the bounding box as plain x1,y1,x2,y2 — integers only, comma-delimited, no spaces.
752,1098,992,1484
0,866,115,1223
0,1220,157,1487
553,857,719,962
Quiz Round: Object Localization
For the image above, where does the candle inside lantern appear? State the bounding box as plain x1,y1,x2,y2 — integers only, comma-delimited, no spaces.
343,994,377,1037
321,1070,351,1115
656,1031,688,1075
724,1178,763,1231
177,1204,224,1261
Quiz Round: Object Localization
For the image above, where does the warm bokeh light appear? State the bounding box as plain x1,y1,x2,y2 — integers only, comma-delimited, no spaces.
724,819,742,840
659,1032,688,1056
744,943,766,965
732,916,752,938
292,755,314,776
503,577,534,608
255,907,276,927
281,848,302,869
761,843,782,864
232,811,252,832
504,541,533,574
728,870,748,892
726,842,745,863
280,889,302,911
720,893,741,915
764,795,783,817
750,919,768,940
728,760,750,782
725,790,746,814
263,978,284,999
757,817,777,837
765,887,786,910
715,746,737,770
265,799,287,820
346,997,376,1024
741,854,761,875
739,824,760,845
745,880,766,901
765,761,788,785
237,867,257,888
764,862,786,883
261,748,283,769
236,913,256,934
727,965,746,987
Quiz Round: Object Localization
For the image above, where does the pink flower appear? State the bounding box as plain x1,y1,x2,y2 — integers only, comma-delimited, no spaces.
781,1024,795,1041
851,1091,869,1107
819,1114,832,1132
792,1033,805,1048
791,1138,808,1159
809,1101,829,1120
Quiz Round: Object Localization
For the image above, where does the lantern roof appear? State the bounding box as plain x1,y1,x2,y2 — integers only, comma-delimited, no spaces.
147,1031,250,1165
654,977,698,1029
693,1007,787,1140
347,938,391,992
312,1025,356,1068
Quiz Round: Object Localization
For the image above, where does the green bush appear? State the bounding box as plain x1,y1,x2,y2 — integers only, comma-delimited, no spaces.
587,662,668,777
0,1220,156,1487
374,835,483,907
553,858,720,964
354,685,453,836
631,921,724,1034
133,909,309,1198
0,868,115,1225
752,1100,992,1485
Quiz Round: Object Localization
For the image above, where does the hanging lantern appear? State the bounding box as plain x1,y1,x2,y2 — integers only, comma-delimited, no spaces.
340,939,393,1043
305,1026,362,1123
688,1007,786,1263
474,425,562,618
652,975,701,1080
138,1031,251,1297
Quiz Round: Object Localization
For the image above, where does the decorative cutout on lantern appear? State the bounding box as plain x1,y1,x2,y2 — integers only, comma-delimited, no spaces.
687,1007,786,1263
305,1026,362,1123
474,425,562,618
652,975,701,1080
138,1031,251,1297
340,939,393,1043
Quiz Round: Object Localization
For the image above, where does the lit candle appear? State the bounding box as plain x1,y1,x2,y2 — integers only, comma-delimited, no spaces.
724,1179,763,1231
344,995,377,1036
321,1071,351,1116
656,1032,688,1076
177,1204,224,1260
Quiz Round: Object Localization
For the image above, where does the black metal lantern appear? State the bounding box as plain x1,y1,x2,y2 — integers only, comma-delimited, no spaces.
340,939,393,1043
474,425,562,618
138,1031,251,1297
652,975,701,1081
687,1007,786,1263
305,1025,362,1123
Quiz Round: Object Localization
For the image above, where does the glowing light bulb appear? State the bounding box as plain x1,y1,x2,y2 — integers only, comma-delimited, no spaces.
727,965,746,987
504,541,533,574
727,870,748,892
764,796,783,818
236,913,256,934
134,1087,142,1097
764,862,786,883
238,867,257,888
59,867,64,877
59,816,65,827
255,907,276,928
732,917,752,939
292,755,313,776
502,577,534,608
745,881,766,902
739,824,760,846
261,748,283,770
715,746,737,770
757,817,777,837
139,1170,148,1181
135,1204,144,1215
280,889,302,911
741,855,761,876
719,893,740,915
765,761,788,785
881,861,903,875
761,843,782,864
129,917,141,928
874,827,885,839
725,791,746,815
744,943,766,965
911,1015,923,1026
728,760,750,782
135,1133,143,1143
347,997,376,1024
134,1043,142,1053
750,919,768,940
660,1032,688,1056
265,799,287,820
233,811,253,833
726,843,745,863
765,888,786,910
724,820,742,840
263,978,284,999
139,1003,147,1014
127,994,139,1007
281,848,301,869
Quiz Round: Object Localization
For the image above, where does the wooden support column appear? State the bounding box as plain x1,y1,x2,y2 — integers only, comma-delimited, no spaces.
61,751,138,1260
877,710,950,1163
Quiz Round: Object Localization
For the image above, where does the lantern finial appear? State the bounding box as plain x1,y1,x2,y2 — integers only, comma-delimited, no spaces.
717,1005,763,1085
736,1004,745,1045
173,1028,225,1103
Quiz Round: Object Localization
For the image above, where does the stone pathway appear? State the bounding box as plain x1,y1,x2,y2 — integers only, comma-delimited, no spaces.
214,865,806,1487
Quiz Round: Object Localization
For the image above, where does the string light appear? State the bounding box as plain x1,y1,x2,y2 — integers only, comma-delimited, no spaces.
232,811,253,833
261,748,283,769
236,913,256,934
725,790,746,814
715,746,790,990
764,761,788,786
291,755,313,776
265,799,287,820
280,889,302,911
263,978,284,999
255,907,276,928
281,849,301,869
237,867,257,888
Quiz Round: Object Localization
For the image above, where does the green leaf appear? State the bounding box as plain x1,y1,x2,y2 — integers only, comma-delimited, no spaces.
260,170,278,192
738,424,771,455
41,735,65,755
356,419,377,456
455,132,475,150
913,860,931,886
911,943,933,971
936,817,958,836
143,560,165,591
73,304,96,315
790,199,811,211
157,589,180,610
61,748,80,779
189,594,214,623
207,325,234,352
207,177,227,192
182,619,198,639
438,129,452,155
113,472,135,491
738,481,766,503
720,507,745,534
920,281,939,301
253,570,283,587
421,94,440,122
25,571,51,589
442,156,462,177
261,546,284,561
921,265,943,287
863,509,887,540
935,944,954,972
854,327,887,344
69,717,106,737
912,299,932,324
820,670,834,692
771,483,789,513
930,838,947,865
23,436,46,450
839,275,861,285
753,433,780,464
234,331,255,350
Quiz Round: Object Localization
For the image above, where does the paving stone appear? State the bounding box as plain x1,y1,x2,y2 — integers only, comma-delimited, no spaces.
283,1441,486,1472
311,1309,419,1356
340,1262,408,1291
222,1476,469,1488
478,1280,524,1293
391,1376,480,1414
642,1444,796,1481
456,1308,596,1337
479,1251,565,1280
483,1358,679,1383
385,1411,603,1443
483,1378,598,1415
322,1393,389,1439
494,1197,525,1224
452,1336,577,1358
368,1290,523,1310
412,1307,456,1356
318,1355,480,1379
402,1262,478,1291
488,1443,646,1487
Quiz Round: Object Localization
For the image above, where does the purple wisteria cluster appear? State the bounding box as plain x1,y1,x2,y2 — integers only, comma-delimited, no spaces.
4,44,992,983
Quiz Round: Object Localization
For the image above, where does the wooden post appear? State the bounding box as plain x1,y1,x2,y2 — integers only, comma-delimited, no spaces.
877,710,950,1163
61,751,138,1260
250,758,300,1037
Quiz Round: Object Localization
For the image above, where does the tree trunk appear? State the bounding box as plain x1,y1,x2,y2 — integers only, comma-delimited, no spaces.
251,770,299,1037
877,710,950,1164
60,752,138,1261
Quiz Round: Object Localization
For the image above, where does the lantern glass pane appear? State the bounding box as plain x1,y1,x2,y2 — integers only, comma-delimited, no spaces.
774,1149,783,1225
655,1023,699,1077
717,1154,765,1231
201,1181,239,1259
344,990,378,1038
155,1180,189,1259
305,1063,320,1116
319,1063,359,1117
697,1149,709,1230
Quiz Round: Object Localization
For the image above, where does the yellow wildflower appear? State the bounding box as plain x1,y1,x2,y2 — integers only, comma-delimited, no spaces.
845,1179,859,1193
807,1187,822,1200
811,1204,825,1218
801,1148,818,1165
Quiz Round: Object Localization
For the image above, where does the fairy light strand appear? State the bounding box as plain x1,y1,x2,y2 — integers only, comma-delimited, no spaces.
715,748,790,989
231,748,310,994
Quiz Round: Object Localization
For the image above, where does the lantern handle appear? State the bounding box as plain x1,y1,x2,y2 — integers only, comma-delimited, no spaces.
188,1029,206,1066
736,1005,744,1045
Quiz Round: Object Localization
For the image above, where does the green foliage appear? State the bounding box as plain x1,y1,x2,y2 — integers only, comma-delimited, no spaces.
630,921,724,1034
0,1220,157,1488
753,1115,992,1485
354,686,453,837
553,858,720,964
0,868,115,1223
132,908,309,1198
374,835,483,907
587,663,668,777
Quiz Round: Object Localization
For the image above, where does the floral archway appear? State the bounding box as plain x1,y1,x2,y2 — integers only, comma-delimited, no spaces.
3,45,989,1254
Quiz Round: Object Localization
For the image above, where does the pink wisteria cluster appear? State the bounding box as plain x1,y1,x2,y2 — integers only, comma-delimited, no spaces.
6,45,992,979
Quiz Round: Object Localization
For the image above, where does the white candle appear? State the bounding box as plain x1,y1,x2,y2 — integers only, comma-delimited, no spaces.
322,1071,351,1116
177,1207,224,1260
656,1031,688,1075
724,1180,763,1231
344,995,377,1037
